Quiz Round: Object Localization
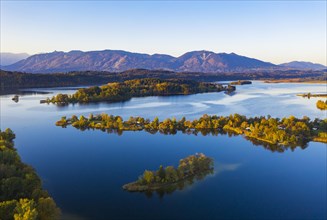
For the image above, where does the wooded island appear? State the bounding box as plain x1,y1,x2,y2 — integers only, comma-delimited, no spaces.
56,114,327,147
42,78,226,104
230,80,252,85
123,153,214,192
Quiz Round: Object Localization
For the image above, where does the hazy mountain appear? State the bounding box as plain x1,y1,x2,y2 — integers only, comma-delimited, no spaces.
2,50,277,73
279,61,326,70
0,52,30,66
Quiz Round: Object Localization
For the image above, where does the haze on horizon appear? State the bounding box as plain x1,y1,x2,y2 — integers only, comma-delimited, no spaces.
1,1,326,65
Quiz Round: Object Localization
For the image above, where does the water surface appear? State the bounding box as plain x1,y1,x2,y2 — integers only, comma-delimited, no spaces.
0,81,326,219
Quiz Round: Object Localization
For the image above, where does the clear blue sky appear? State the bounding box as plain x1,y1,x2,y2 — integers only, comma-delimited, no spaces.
1,1,326,65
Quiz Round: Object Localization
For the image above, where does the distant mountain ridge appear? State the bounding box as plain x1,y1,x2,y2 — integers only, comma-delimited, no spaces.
1,50,277,73
280,61,326,70
2,50,326,73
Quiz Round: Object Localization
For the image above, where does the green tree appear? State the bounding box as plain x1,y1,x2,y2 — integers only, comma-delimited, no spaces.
157,165,166,182
0,200,17,220
37,197,61,220
165,166,178,182
143,170,154,184
14,199,38,220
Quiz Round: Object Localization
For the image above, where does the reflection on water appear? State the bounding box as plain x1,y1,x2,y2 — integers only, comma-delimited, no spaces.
138,170,214,199
133,162,242,199
245,136,309,152
17,81,326,119
72,128,310,153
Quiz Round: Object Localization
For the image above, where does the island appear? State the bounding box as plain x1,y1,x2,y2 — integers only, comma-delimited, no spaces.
55,114,327,147
0,129,60,220
11,95,19,103
230,80,252,85
122,153,214,192
41,78,227,104
316,100,327,110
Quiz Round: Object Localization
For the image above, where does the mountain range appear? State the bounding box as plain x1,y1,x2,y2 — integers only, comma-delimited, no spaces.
279,61,326,70
1,50,326,73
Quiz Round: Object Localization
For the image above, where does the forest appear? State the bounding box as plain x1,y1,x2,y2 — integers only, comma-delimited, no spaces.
316,100,327,110
1,69,326,94
44,78,224,104
55,113,327,147
0,129,60,220
123,153,214,192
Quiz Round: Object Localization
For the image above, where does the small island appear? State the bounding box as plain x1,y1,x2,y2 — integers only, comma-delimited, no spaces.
11,95,19,103
41,78,228,105
230,80,252,85
122,153,214,192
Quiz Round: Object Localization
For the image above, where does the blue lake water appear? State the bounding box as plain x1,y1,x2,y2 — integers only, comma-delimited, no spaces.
0,81,326,219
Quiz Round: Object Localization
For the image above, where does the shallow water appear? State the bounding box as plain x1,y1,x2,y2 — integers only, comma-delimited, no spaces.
0,81,326,219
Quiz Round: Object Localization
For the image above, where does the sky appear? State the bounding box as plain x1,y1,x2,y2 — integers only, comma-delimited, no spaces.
0,1,326,65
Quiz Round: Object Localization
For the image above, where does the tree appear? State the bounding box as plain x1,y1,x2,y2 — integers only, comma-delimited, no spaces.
37,197,61,220
14,199,38,220
157,165,166,182
143,170,154,184
165,166,178,182
0,128,15,142
0,200,17,220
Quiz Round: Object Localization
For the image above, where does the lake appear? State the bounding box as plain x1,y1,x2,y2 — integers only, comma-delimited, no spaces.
0,81,326,219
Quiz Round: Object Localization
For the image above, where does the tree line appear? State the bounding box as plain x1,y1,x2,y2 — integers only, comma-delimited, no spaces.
0,129,60,220
44,78,224,104
1,69,325,93
56,113,327,148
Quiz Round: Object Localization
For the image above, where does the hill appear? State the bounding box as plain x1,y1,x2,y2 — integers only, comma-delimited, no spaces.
2,50,276,73
280,61,326,70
